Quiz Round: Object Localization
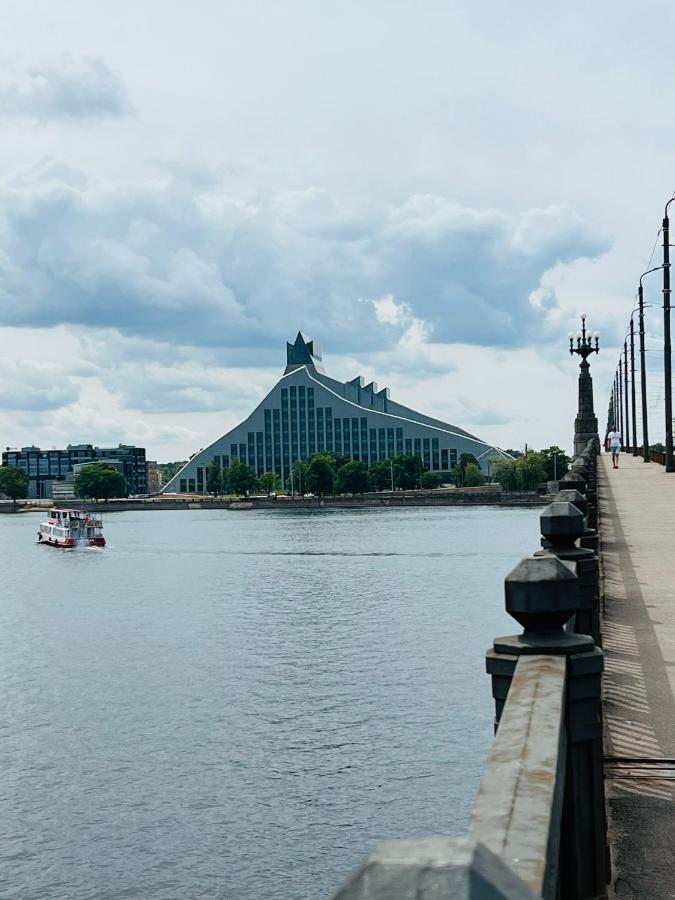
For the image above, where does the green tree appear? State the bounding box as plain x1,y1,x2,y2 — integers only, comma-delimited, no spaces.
306,455,336,496
289,459,308,495
463,463,485,487
516,452,547,490
650,442,665,452
420,470,443,489
227,460,258,497
258,471,281,496
206,460,224,496
492,459,519,491
501,449,524,459
159,461,187,483
0,465,30,511
540,446,570,481
388,454,423,490
336,460,371,494
369,460,394,491
316,451,349,471
74,463,127,502
492,454,546,491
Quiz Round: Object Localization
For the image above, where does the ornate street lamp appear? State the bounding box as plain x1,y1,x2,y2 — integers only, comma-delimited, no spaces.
568,313,600,456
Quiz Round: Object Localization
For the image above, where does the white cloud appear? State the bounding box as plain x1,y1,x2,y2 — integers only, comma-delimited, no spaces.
0,359,80,410
0,57,131,121
0,164,608,358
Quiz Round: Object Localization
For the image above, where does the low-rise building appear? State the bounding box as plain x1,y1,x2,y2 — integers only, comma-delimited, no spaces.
146,461,162,493
2,444,147,499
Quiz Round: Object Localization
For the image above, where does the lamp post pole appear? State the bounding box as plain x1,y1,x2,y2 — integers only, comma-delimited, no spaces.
663,198,675,471
609,387,615,432
618,358,624,440
638,268,662,462
624,341,630,452
569,313,600,455
630,318,638,455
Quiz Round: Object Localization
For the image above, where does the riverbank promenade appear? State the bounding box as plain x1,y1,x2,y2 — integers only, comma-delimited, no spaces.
600,452,675,898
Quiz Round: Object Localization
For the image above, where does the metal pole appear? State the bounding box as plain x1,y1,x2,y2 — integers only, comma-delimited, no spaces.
630,318,638,455
610,387,614,432
638,283,650,461
624,341,630,452
619,359,624,441
664,201,674,471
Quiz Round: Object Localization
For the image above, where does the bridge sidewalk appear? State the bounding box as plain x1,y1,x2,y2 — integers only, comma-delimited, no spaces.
599,451,675,898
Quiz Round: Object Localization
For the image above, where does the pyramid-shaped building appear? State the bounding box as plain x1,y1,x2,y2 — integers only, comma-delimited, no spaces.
162,333,509,493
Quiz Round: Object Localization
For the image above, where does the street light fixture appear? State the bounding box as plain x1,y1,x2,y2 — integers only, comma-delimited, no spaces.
569,313,600,455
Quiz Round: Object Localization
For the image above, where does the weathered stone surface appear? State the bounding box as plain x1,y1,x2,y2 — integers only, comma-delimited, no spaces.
554,489,588,518
331,836,538,899
559,471,586,491
539,501,584,546
472,656,566,899
504,555,578,631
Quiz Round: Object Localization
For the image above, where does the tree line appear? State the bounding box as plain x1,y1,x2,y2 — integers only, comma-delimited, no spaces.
0,445,572,509
492,446,570,491
203,451,491,498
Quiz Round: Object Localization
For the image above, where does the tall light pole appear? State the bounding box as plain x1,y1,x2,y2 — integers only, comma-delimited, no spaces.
663,197,675,471
569,313,600,455
618,358,624,440
630,318,638,455
624,340,629,452
638,267,662,461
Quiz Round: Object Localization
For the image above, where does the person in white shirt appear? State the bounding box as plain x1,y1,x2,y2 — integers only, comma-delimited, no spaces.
607,430,622,469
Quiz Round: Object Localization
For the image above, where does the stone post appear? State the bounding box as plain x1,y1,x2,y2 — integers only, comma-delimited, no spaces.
555,487,599,554
536,501,600,645
486,555,608,898
574,359,599,458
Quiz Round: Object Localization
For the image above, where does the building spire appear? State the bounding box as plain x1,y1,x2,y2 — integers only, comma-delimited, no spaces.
284,331,326,374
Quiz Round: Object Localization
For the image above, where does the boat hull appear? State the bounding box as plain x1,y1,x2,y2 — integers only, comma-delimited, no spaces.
37,533,106,548
37,534,77,549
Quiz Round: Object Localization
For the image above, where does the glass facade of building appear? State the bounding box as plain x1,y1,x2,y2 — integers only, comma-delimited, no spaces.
164,333,507,494
2,444,148,499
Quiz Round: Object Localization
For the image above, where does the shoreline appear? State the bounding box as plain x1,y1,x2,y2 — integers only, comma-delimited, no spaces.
2,487,546,514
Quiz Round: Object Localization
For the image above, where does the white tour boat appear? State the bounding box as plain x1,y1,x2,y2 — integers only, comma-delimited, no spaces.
37,508,106,549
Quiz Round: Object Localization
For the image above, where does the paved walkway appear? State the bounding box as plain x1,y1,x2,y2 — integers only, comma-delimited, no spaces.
600,452,675,898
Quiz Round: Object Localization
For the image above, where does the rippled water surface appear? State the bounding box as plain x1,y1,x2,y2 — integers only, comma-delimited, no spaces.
0,505,538,899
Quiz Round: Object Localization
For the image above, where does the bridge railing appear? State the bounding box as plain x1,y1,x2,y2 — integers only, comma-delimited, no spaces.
332,440,608,900
633,447,666,465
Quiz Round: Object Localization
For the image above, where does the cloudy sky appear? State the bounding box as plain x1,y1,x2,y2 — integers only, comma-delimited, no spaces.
1,1,674,461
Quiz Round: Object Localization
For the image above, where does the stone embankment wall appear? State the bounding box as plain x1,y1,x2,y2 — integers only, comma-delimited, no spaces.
2,486,545,513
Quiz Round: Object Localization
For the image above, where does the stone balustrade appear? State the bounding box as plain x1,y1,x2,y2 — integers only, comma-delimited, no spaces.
331,439,607,900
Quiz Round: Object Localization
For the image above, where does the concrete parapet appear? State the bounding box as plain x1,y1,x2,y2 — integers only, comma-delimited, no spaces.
331,837,537,899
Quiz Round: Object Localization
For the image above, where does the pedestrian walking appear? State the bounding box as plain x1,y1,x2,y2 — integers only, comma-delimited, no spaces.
607,429,622,468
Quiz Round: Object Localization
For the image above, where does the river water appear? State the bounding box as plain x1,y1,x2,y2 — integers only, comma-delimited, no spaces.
0,505,538,899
